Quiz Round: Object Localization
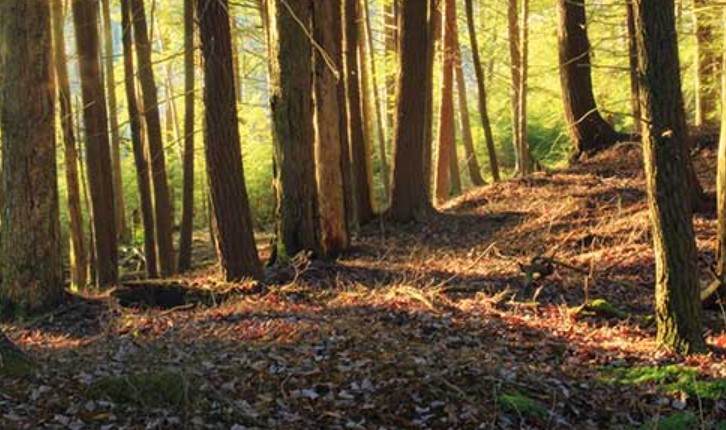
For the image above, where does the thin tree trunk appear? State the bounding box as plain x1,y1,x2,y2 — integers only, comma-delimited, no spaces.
313,0,350,257
423,0,442,201
389,0,432,222
198,0,262,280
508,0,522,173
435,0,456,204
72,0,118,287
129,0,175,277
518,0,532,174
465,0,499,182
101,0,127,241
625,0,642,135
0,0,64,313
633,0,705,354
121,0,158,277
178,0,195,272
339,2,356,231
384,0,397,139
52,0,88,289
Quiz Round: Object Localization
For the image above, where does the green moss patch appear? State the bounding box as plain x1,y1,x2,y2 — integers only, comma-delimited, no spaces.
602,365,726,399
87,371,190,408
497,392,548,418
574,298,629,319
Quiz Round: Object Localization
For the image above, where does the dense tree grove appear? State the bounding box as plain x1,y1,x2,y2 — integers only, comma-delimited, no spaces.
4,0,726,424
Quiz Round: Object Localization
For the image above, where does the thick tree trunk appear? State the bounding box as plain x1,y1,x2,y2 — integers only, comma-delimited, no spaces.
389,0,432,222
313,1,350,257
0,0,64,313
101,0,127,241
633,0,705,354
557,0,622,159
121,0,158,278
455,65,486,186
423,0,442,201
345,0,375,225
52,0,88,289
694,0,720,128
465,0,499,182
72,0,118,287
198,0,262,281
129,0,175,277
435,0,456,204
178,0,195,273
267,0,320,259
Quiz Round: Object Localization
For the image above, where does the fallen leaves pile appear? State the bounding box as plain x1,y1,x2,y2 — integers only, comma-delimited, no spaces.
2,144,726,429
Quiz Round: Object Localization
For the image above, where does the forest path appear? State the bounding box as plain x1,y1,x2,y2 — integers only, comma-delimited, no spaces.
2,144,726,429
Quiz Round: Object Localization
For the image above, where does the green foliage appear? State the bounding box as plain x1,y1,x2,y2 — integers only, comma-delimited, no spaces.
87,371,189,407
636,412,696,430
576,298,629,319
497,392,548,418
602,365,726,400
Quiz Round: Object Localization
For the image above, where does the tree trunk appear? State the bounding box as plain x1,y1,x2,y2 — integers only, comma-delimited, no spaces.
455,65,486,186
267,0,320,260
716,5,726,300
121,0,158,278
625,0,642,135
198,0,262,281
338,4,356,232
384,0,398,140
362,0,390,202
557,0,622,159
72,0,118,287
633,0,705,354
448,131,462,196
518,0,532,175
435,0,456,204
178,0,195,273
389,0,432,222
52,0,88,289
694,0,720,128
345,0,375,225
101,0,127,241
313,1,350,257
0,0,64,314
129,0,175,277
423,0,442,201
465,0,500,182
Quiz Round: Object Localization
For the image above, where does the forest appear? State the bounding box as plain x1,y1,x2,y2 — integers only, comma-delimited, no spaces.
2,0,726,428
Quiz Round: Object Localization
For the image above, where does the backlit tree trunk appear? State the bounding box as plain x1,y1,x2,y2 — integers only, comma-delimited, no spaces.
557,0,621,159
178,0,195,272
0,0,64,313
435,0,456,204
456,65,485,186
694,0,720,128
625,0,642,135
633,0,705,354
52,0,88,289
422,0,441,200
130,0,175,277
198,0,262,280
313,1,349,256
72,0,118,287
518,0,532,175
389,0,432,221
121,0,158,277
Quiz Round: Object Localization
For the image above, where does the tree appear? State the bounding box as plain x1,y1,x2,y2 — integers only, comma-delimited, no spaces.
435,0,457,204
130,0,176,277
633,0,705,354
422,0,442,200
345,0,375,225
198,0,262,280
267,0,320,259
178,0,195,272
52,0,88,289
313,1,350,256
101,0,127,240
557,0,621,159
72,0,118,287
507,0,532,174
465,0,499,182
121,0,158,278
694,0,720,128
0,0,64,314
625,0,641,135
716,3,726,303
454,36,485,187
389,0,433,222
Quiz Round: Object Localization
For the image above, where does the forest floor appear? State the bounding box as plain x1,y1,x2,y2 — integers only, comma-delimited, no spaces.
3,143,726,429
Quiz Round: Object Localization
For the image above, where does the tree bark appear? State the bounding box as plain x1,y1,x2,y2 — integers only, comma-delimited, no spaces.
465,0,499,182
101,0,127,241
129,0,175,277
423,0,442,201
557,0,622,160
72,0,118,287
716,5,726,300
52,0,88,289
518,0,532,175
198,0,262,281
389,0,433,222
345,0,375,225
121,0,158,278
0,0,64,313
178,0,195,273
435,0,456,204
633,0,705,354
313,1,350,257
